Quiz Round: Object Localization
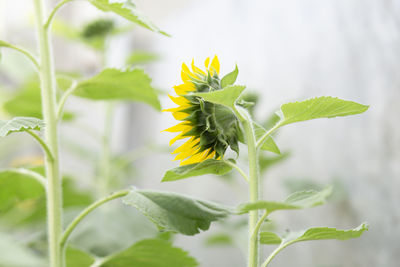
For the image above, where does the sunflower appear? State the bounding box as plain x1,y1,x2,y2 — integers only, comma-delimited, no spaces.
164,56,241,165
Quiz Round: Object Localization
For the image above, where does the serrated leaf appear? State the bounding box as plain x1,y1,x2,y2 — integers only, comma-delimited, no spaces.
260,232,282,245
88,0,169,36
99,239,198,267
73,68,161,110
237,186,332,214
192,85,245,109
277,96,369,127
162,159,234,182
0,117,44,137
253,122,280,154
122,189,232,235
284,223,369,243
220,65,238,88
65,247,95,267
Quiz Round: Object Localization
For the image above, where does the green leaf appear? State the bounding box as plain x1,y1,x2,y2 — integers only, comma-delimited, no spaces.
285,223,369,243
237,186,332,214
277,96,369,127
122,189,232,235
88,0,169,36
259,152,289,174
126,51,159,65
260,232,282,245
205,233,234,246
3,79,74,121
65,247,95,267
73,68,161,110
162,159,234,182
192,85,245,109
253,122,280,154
0,168,45,216
0,233,46,267
99,239,198,267
220,65,238,88
0,117,44,137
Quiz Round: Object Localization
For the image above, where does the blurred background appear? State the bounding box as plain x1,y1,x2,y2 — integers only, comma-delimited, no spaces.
0,0,399,266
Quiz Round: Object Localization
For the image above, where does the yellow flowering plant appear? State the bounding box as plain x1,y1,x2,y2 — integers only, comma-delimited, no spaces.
162,56,370,267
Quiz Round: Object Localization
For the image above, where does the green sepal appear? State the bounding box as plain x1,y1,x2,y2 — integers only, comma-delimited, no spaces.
220,65,238,88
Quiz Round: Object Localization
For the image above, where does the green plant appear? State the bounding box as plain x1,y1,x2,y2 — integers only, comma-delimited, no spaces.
0,1,369,267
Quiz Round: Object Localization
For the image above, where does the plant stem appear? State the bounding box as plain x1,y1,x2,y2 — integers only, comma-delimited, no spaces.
260,241,294,267
251,210,269,241
242,113,260,267
2,168,46,187
56,79,77,120
60,189,130,251
0,42,39,69
256,123,281,149
33,1,63,266
26,129,54,161
223,159,249,182
44,0,77,30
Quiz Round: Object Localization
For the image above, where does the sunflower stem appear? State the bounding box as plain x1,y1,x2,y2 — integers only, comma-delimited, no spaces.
33,0,63,266
241,110,260,267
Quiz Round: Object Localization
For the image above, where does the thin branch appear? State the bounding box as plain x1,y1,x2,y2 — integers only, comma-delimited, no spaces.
60,189,130,250
26,130,54,161
56,79,78,120
251,210,269,241
255,123,281,149
223,160,249,182
1,168,46,187
260,241,294,267
44,0,78,29
0,43,39,69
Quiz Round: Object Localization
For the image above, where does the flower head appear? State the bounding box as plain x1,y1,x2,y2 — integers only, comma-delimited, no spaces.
164,56,241,165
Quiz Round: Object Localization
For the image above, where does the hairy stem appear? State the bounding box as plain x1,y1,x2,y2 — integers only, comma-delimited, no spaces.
44,0,77,29
1,168,46,187
0,42,39,69
223,159,249,182
60,190,129,251
33,1,63,266
242,113,260,267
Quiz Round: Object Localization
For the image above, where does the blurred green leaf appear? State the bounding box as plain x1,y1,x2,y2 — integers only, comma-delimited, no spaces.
0,117,44,137
73,68,161,110
277,97,369,127
205,233,234,246
259,152,289,174
0,233,45,267
162,159,234,182
88,0,169,36
65,247,95,267
126,51,159,65
193,85,245,109
237,186,332,214
123,189,232,235
220,65,238,88
3,79,74,121
99,239,198,267
259,232,282,245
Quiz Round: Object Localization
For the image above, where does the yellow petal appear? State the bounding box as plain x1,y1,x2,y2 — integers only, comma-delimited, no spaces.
174,83,195,95
204,57,210,69
210,55,220,75
181,62,194,82
191,59,205,75
169,133,187,146
163,122,191,133
168,94,189,106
